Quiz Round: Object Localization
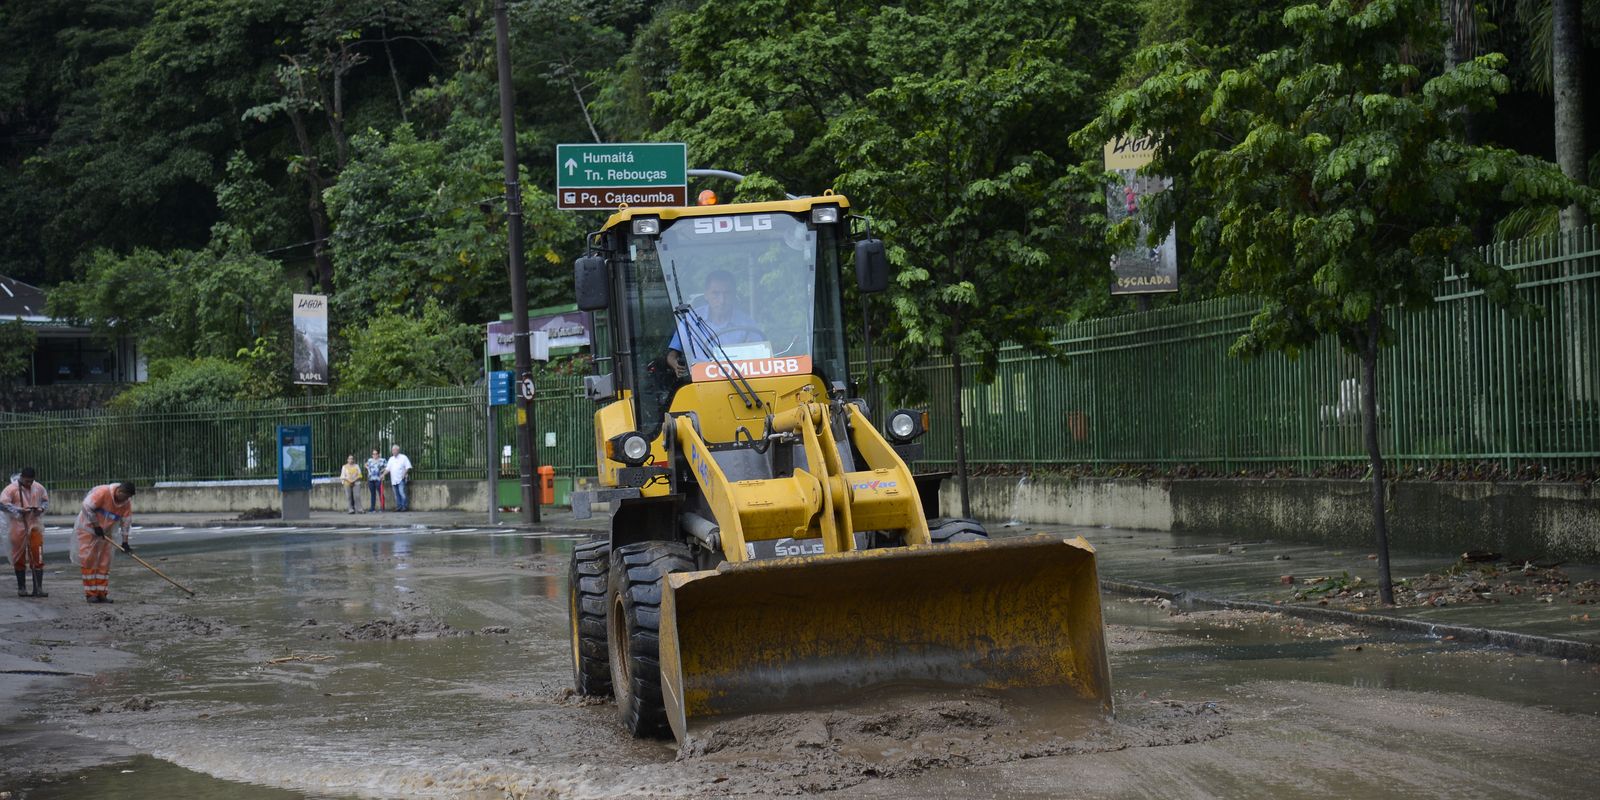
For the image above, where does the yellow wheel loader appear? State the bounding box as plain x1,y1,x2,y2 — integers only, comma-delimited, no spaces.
566,193,1111,742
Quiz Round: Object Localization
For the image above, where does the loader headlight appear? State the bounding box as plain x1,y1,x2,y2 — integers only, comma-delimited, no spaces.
810,204,841,225
607,431,652,465
887,409,927,443
631,216,661,236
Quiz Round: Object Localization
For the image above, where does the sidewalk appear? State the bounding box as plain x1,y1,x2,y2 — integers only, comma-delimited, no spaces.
36,507,610,535
33,506,1600,660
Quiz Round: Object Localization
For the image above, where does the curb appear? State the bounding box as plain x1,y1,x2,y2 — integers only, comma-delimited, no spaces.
1101,577,1600,663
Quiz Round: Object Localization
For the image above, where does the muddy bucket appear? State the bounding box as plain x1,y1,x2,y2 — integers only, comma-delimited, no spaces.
657,533,1111,743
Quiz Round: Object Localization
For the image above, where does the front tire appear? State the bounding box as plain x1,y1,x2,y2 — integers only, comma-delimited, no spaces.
607,541,695,738
569,538,612,697
928,517,989,544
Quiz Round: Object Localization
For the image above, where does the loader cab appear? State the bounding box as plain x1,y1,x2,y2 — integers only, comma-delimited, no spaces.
579,197,856,441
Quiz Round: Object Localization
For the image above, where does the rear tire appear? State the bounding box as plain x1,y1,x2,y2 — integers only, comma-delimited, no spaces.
607,541,695,738
569,538,612,697
928,517,989,544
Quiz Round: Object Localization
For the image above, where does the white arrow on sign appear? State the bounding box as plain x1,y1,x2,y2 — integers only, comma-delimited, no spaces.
564,158,578,176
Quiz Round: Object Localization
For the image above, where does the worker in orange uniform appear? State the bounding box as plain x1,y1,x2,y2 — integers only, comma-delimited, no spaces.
1,467,50,598
75,481,135,604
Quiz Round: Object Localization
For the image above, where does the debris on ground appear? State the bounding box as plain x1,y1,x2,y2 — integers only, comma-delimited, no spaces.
1286,558,1600,610
337,618,461,640
265,653,334,665
84,696,156,714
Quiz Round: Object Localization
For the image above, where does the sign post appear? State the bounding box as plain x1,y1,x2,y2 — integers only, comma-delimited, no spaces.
277,424,312,520
485,371,513,525
556,143,687,210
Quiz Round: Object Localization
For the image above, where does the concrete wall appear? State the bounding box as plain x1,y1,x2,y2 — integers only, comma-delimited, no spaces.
132,479,490,514
941,476,1600,561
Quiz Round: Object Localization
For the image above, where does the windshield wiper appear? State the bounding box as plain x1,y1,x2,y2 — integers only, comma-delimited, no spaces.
675,303,761,409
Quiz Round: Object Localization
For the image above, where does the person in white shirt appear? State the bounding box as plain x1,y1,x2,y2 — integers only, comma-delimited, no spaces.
381,445,414,511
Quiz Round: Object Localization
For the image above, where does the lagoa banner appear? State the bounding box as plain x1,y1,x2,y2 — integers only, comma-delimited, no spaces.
1104,135,1178,295
292,293,329,385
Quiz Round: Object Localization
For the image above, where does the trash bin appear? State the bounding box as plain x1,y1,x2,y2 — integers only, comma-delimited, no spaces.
538,465,556,505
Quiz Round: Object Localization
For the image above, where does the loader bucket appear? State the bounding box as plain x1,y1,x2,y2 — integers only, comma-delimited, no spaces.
657,533,1111,743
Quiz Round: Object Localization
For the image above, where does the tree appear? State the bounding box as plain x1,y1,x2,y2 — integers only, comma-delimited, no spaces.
1553,0,1587,231
324,118,579,325
0,319,38,386
659,0,1138,513
109,357,250,412
336,300,479,392
1080,0,1582,603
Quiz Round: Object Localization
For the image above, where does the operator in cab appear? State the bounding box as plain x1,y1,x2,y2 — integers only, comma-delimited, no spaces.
665,269,765,378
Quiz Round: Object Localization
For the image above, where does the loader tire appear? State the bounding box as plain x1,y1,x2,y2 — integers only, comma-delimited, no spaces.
570,538,612,697
928,517,989,544
607,541,695,738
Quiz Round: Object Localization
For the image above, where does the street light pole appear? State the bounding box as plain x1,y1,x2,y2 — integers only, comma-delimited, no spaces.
493,0,540,523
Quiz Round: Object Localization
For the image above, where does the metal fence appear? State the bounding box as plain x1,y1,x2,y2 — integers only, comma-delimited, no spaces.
897,226,1600,474
0,382,598,496
2,228,1595,488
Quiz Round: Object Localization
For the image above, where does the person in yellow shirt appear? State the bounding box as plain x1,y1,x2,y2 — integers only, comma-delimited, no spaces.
339,454,363,514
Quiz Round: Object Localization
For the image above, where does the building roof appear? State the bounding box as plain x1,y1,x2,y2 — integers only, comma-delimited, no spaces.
0,275,51,321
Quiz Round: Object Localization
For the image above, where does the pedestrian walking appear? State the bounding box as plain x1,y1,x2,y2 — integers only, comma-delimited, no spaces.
365,449,385,512
340,454,363,514
1,467,50,598
382,445,413,512
74,481,134,604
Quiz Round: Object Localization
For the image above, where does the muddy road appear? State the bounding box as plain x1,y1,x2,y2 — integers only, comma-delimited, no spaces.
2,526,1598,798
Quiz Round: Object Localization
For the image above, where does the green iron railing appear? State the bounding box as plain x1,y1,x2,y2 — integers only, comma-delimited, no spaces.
0,381,598,496
2,228,1595,487
891,225,1599,474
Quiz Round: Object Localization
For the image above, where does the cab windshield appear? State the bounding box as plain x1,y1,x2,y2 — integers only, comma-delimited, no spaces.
621,210,848,436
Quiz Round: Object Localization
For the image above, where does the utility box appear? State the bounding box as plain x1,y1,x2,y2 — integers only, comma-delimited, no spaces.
277,424,312,520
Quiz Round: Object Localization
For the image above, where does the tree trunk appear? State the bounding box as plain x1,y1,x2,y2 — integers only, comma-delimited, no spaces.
286,108,337,295
328,45,351,171
951,323,971,519
1554,0,1595,405
1554,0,1588,231
383,29,408,123
1360,311,1395,605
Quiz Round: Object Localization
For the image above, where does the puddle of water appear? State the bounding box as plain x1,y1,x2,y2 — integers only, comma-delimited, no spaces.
7,754,326,799
1104,600,1600,715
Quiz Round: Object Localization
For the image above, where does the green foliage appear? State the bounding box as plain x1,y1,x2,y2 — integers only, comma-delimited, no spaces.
661,0,1140,400
336,301,479,392
1079,0,1584,359
325,118,579,324
110,357,250,412
49,240,291,363
0,319,39,383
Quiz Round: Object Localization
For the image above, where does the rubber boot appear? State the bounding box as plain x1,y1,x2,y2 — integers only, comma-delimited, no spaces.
14,570,25,597
30,569,47,598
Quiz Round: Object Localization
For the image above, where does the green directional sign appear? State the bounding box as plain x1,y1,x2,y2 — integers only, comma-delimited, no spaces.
556,142,687,210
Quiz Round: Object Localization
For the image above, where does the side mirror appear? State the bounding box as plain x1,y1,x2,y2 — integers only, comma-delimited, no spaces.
854,239,889,293
574,256,610,311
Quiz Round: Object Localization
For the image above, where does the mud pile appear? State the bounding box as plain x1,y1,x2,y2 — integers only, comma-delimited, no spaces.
671,690,1228,795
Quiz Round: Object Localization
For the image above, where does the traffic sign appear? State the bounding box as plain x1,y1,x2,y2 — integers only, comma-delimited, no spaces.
556,142,687,210
519,376,537,401
489,370,514,406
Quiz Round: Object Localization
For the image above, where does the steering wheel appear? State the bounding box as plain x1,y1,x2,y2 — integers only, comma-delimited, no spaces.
708,325,765,343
